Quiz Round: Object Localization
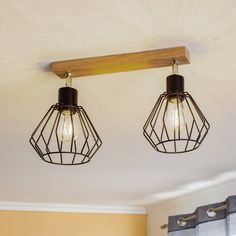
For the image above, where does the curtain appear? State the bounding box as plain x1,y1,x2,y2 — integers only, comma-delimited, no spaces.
168,195,236,236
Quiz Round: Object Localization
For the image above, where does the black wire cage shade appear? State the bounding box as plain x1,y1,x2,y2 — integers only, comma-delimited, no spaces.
143,65,210,154
30,86,102,165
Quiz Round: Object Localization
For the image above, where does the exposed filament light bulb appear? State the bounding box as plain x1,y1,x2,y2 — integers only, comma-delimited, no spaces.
165,98,186,132
57,110,78,143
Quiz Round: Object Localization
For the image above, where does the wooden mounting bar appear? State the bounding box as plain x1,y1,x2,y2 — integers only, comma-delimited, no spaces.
51,46,190,79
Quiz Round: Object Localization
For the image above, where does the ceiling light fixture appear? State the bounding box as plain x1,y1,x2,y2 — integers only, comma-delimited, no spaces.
30,73,102,165
143,60,210,153
31,46,209,161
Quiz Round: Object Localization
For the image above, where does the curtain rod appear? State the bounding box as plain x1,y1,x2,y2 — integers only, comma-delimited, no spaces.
160,204,227,230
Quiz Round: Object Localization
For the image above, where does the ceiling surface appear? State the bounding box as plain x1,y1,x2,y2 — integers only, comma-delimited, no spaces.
1,0,236,207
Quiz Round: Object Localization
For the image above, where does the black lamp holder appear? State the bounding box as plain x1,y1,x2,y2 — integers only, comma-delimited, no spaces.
166,60,185,101
58,73,78,108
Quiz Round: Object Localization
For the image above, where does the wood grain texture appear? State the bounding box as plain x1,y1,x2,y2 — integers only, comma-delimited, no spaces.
51,46,190,79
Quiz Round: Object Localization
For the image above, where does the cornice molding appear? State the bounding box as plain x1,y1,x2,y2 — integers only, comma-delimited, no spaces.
0,201,146,214
147,177,236,213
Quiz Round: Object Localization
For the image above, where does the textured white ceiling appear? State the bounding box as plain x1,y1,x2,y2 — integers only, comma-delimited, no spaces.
1,0,236,207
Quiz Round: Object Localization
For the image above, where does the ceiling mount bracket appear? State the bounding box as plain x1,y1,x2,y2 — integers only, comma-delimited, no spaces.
51,46,190,79
65,72,72,87
172,59,179,74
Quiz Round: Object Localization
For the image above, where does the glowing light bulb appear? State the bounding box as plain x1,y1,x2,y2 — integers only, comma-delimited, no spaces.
57,110,78,143
165,98,186,132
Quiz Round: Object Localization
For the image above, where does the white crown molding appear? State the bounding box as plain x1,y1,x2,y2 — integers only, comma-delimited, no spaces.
0,201,147,214
147,177,236,213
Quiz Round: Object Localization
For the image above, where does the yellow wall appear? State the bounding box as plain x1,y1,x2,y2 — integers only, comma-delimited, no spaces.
0,210,146,236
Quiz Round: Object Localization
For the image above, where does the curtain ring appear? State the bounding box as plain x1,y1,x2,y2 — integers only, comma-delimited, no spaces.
177,218,187,227
207,208,216,218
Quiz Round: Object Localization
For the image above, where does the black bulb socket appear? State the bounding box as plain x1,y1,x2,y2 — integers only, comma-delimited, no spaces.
58,87,78,107
166,74,185,101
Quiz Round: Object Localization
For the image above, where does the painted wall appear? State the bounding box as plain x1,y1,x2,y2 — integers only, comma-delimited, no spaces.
0,211,146,236
147,179,236,236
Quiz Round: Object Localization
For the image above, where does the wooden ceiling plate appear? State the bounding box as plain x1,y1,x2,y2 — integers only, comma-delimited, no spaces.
51,46,190,79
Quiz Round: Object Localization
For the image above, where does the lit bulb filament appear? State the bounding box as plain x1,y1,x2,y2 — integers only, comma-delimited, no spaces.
58,110,78,143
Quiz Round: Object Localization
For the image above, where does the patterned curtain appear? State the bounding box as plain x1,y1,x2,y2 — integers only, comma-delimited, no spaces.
168,195,236,236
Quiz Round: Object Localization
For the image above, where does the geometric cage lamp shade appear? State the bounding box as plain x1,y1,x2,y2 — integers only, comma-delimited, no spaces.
30,74,102,165
143,61,210,154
